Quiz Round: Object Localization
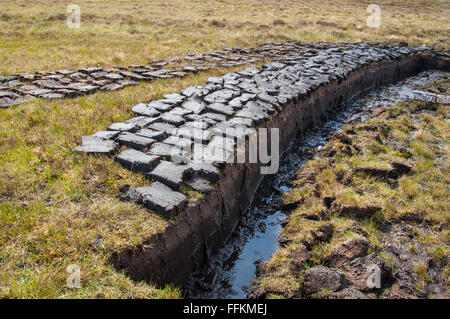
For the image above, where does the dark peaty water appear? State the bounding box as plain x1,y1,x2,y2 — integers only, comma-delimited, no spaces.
185,70,448,299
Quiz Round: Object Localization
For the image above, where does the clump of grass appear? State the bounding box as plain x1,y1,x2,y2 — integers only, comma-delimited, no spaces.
411,141,435,159
156,285,182,299
431,246,447,260
179,184,204,202
399,176,420,199
111,52,125,64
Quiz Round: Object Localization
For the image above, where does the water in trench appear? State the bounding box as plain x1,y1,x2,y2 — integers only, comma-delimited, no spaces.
185,70,448,299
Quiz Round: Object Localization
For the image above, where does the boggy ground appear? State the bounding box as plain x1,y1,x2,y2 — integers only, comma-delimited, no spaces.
248,80,449,299
0,67,250,299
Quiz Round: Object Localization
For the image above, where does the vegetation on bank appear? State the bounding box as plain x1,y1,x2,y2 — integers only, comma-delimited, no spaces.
250,89,449,298
0,66,251,298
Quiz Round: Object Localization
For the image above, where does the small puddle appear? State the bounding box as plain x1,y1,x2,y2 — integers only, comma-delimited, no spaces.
223,210,285,298
185,70,448,299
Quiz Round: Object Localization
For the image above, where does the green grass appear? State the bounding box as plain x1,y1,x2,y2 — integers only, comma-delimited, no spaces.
0,0,449,299
0,65,252,298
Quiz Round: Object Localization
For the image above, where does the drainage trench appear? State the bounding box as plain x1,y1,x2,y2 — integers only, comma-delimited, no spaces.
107,46,449,288
185,70,449,298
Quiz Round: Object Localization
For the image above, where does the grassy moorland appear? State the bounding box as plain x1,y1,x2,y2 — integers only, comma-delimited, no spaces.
0,67,249,298
250,94,449,299
0,0,449,74
0,0,449,299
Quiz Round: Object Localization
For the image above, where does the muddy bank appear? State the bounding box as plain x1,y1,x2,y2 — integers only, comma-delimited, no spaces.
248,74,449,298
110,45,448,287
186,70,449,298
